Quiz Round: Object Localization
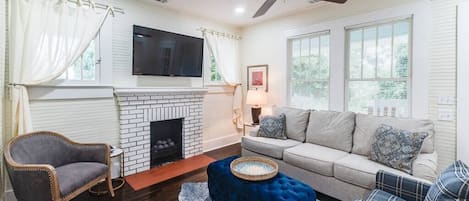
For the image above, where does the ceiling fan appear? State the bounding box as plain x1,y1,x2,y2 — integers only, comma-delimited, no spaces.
253,0,348,18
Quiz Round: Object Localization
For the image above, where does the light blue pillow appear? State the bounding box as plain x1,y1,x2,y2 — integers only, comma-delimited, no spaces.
425,160,469,201
370,124,428,174
257,114,287,140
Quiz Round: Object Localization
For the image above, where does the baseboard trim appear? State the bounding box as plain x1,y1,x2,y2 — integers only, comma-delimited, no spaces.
203,133,241,152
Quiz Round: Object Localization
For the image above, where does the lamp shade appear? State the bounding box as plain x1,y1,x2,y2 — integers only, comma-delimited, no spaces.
246,90,267,106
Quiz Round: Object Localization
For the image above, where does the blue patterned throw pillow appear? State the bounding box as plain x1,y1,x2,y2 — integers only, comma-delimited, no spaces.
425,160,469,201
257,114,287,140
370,124,428,174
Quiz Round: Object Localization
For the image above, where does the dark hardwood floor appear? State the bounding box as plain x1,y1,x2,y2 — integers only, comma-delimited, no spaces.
73,143,338,201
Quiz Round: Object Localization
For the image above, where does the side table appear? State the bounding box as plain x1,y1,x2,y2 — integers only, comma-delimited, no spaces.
243,122,259,136
89,148,125,195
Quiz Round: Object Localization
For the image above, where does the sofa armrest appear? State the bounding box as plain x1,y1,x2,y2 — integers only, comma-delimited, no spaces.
412,151,438,182
248,128,259,137
71,143,110,165
376,170,431,201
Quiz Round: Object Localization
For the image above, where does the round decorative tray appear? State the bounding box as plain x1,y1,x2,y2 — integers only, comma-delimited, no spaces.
230,156,279,181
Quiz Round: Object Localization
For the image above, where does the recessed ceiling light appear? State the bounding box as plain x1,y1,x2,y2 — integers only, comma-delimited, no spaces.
235,7,245,14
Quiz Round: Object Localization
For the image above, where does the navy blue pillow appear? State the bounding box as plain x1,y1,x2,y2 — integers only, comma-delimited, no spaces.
257,114,287,140
370,124,428,174
425,160,469,201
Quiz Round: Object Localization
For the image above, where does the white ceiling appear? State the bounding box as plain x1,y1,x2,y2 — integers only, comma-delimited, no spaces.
140,0,329,27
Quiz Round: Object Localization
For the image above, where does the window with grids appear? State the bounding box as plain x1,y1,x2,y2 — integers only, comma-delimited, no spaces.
346,18,412,117
289,32,330,110
58,39,99,82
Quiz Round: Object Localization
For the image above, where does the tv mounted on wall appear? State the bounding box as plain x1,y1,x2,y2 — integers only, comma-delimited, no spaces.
132,25,204,77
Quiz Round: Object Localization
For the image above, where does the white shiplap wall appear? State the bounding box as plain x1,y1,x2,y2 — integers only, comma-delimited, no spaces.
29,98,120,146
429,0,458,169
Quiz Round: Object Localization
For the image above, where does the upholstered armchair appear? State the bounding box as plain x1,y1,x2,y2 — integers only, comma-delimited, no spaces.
3,131,115,201
364,170,431,201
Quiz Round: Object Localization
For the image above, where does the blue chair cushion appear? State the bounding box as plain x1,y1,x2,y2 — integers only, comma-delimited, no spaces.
425,160,469,201
366,189,406,201
56,162,107,196
207,156,316,201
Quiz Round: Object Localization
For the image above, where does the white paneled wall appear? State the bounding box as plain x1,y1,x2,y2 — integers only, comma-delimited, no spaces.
429,0,458,169
29,98,120,146
110,0,240,87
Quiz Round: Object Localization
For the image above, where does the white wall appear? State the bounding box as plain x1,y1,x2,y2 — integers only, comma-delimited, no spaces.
458,0,469,165
241,0,458,169
110,0,242,149
428,0,458,169
111,0,238,88
241,0,430,117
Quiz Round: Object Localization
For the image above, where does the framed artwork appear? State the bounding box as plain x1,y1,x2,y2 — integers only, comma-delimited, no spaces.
247,65,268,92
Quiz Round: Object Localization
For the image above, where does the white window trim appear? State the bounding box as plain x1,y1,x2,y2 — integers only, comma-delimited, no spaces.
344,16,414,117
286,30,331,110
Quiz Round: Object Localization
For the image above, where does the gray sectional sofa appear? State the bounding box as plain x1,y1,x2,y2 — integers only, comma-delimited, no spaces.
241,106,438,201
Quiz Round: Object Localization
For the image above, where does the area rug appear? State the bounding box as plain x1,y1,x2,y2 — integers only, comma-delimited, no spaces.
178,182,212,201
178,182,323,201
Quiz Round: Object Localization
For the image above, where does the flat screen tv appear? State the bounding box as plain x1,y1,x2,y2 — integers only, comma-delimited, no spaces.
133,25,204,77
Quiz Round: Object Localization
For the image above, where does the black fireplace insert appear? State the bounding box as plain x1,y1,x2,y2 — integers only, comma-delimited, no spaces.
150,118,183,167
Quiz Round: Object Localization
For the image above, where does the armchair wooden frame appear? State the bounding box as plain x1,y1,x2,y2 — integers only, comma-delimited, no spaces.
3,131,115,201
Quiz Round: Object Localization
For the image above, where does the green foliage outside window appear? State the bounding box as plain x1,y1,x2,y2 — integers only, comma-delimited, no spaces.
347,19,411,117
59,40,97,81
289,34,330,110
210,55,222,82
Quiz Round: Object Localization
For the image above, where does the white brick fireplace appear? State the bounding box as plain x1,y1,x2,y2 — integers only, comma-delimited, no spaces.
114,87,208,176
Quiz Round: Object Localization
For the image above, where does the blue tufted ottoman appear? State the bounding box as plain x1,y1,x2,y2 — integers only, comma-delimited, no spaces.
207,156,316,201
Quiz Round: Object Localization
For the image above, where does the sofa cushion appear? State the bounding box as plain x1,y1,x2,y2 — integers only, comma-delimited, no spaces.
257,114,287,140
370,124,428,174
412,152,438,182
273,106,310,142
56,162,107,196
334,154,431,190
305,111,355,152
241,136,301,159
283,143,349,177
352,114,435,156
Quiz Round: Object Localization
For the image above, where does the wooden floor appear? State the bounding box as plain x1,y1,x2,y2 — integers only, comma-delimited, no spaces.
73,143,338,201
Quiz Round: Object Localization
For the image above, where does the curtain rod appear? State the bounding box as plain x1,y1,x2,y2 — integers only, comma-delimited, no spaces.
66,0,125,14
197,27,242,40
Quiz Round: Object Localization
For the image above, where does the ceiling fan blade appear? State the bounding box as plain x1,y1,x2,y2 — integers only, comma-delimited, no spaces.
322,0,347,3
253,0,277,18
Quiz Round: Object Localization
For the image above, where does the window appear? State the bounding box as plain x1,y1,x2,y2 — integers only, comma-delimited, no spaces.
58,37,99,83
210,54,222,82
288,31,330,110
346,18,412,117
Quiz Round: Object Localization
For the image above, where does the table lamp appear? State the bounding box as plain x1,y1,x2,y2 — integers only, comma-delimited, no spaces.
246,90,268,124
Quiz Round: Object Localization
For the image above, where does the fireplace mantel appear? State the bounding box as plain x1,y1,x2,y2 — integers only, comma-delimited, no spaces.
114,87,209,95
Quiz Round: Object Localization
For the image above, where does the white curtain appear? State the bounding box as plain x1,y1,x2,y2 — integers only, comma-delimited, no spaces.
204,32,243,129
10,0,112,136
